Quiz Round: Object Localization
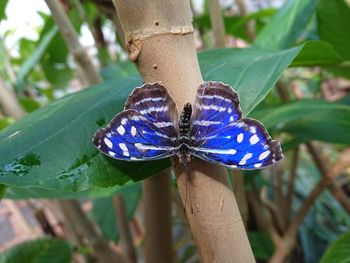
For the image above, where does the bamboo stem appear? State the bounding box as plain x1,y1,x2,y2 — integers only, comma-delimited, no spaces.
113,195,137,263
232,170,248,228
113,1,255,261
45,0,102,85
208,0,226,47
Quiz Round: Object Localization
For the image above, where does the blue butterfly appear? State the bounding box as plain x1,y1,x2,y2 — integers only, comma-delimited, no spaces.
93,82,283,169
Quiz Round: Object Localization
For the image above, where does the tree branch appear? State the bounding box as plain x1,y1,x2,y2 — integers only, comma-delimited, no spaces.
208,0,226,47
112,0,255,261
45,0,102,85
113,195,137,263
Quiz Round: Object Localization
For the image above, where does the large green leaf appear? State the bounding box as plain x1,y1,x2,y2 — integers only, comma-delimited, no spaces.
317,0,350,61
200,46,302,114
0,239,72,263
255,0,317,50
91,183,142,241
320,232,350,263
0,46,302,196
253,99,350,144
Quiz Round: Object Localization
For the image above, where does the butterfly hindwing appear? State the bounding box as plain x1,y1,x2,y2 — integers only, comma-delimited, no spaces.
191,82,242,140
93,110,177,161
191,118,283,169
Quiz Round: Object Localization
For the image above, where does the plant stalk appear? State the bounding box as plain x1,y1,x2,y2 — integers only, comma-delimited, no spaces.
45,0,102,85
113,1,255,261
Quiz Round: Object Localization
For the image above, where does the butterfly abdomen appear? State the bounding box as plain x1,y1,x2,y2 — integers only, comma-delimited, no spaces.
179,102,192,136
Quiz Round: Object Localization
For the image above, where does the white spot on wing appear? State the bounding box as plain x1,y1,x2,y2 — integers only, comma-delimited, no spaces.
119,143,129,156
228,108,232,113
153,122,174,128
135,143,174,151
104,138,113,148
131,126,137,136
108,151,116,157
193,120,221,126
237,133,244,143
259,150,270,161
250,126,257,134
121,118,128,125
192,147,237,155
117,125,125,135
196,103,227,112
229,116,234,122
249,134,259,145
239,153,252,165
254,163,262,168
134,97,166,106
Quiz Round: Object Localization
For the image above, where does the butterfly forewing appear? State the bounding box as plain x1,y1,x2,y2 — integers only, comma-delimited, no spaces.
125,83,178,139
191,82,243,140
93,85,179,161
190,82,282,169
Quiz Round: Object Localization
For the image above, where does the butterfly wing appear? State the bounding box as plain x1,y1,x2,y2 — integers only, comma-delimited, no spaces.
93,83,179,161
191,82,242,140
125,83,178,139
190,82,282,169
191,119,282,169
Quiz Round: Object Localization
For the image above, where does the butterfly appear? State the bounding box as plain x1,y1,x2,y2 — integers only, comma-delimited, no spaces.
92,81,283,170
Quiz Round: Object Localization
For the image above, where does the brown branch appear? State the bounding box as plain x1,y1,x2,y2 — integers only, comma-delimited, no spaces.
0,77,26,120
235,0,255,41
285,148,299,221
113,0,255,261
269,147,350,262
306,143,350,214
247,189,281,246
113,195,137,263
231,170,249,228
208,0,226,47
55,200,126,263
45,0,102,85
143,170,173,263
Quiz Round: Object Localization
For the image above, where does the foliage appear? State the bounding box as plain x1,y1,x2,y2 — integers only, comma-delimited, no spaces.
0,239,72,263
320,232,350,263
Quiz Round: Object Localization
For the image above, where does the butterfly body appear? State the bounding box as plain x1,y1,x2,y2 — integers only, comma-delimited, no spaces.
93,82,283,170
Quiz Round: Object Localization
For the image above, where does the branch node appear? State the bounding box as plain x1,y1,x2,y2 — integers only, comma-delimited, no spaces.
127,38,142,62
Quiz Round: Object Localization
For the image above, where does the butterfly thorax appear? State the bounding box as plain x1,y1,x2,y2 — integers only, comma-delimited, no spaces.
177,102,192,163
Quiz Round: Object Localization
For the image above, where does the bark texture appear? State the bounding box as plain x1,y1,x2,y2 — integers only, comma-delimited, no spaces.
113,1,255,262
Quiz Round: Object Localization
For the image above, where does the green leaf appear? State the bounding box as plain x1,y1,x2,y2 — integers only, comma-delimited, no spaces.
255,0,317,50
19,97,41,113
200,46,302,114
0,118,14,131
0,184,7,200
91,183,142,241
253,99,350,144
0,239,72,263
248,232,274,260
317,0,350,61
15,26,58,92
290,41,343,67
0,0,8,21
0,46,302,196
320,232,350,263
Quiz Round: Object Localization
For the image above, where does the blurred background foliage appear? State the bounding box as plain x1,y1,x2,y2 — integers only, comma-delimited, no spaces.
0,0,349,262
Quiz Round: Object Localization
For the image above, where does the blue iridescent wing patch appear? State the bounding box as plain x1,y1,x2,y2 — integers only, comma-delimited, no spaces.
93,83,178,161
191,82,242,140
190,82,282,169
